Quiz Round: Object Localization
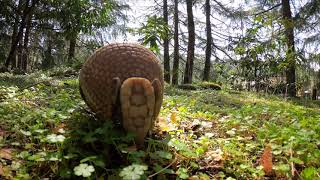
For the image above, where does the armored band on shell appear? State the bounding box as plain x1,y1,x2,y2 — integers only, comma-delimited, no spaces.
79,43,164,146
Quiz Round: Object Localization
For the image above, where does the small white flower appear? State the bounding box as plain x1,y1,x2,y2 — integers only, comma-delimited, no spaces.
226,128,236,136
58,128,65,134
11,161,21,170
74,163,95,177
34,129,46,134
67,108,75,113
49,157,60,161
47,134,65,143
20,130,32,136
205,133,214,138
56,135,65,142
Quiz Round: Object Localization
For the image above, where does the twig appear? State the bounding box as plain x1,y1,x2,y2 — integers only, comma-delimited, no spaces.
254,3,281,16
148,157,177,178
289,146,295,177
18,81,50,91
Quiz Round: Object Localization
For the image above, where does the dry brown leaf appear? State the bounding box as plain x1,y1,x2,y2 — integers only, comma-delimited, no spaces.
0,148,13,160
122,145,138,153
158,117,170,132
0,164,4,176
205,149,224,162
170,111,177,124
0,128,6,136
53,123,66,133
260,144,273,176
158,117,176,132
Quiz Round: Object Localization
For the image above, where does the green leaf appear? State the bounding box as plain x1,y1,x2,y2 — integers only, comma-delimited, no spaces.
80,156,97,163
119,164,148,180
274,164,290,172
74,163,95,178
290,157,304,165
155,151,173,160
176,167,189,179
301,167,318,179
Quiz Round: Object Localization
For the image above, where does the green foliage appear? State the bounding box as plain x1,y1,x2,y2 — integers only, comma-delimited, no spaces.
73,163,95,177
177,84,198,90
197,82,222,90
137,15,170,54
57,0,119,38
119,164,148,180
1,72,320,179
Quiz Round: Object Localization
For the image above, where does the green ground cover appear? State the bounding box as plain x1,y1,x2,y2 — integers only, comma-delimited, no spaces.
0,72,319,179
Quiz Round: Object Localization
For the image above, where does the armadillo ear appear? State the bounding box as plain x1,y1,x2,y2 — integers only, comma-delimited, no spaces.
112,77,121,105
151,79,163,119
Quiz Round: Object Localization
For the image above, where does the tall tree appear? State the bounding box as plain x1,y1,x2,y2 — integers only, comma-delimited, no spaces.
203,0,212,81
5,0,38,70
21,4,34,71
183,0,195,84
163,0,171,83
282,0,296,97
172,0,180,85
58,0,125,62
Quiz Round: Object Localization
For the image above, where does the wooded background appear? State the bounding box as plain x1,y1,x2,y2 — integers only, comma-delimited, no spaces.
0,0,319,97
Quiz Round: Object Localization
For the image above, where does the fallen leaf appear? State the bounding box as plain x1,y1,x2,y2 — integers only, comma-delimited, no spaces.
53,123,66,133
121,145,138,153
170,111,178,124
158,117,170,131
0,149,13,160
0,164,4,176
205,149,224,162
260,144,273,176
158,117,176,132
0,128,6,136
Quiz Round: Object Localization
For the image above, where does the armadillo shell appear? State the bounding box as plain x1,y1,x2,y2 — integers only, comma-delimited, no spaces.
79,43,164,121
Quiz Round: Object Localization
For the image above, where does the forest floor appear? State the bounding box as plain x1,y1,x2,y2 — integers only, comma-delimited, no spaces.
0,71,319,179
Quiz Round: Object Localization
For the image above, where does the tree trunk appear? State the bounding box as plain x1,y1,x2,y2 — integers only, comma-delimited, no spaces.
17,39,23,70
172,0,180,85
5,0,30,69
5,0,38,70
282,0,296,97
22,9,33,72
68,33,77,62
8,5,21,69
183,0,195,84
203,0,212,81
312,89,317,100
43,30,54,69
163,0,171,83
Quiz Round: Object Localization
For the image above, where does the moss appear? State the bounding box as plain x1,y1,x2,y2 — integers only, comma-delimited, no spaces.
177,84,198,90
197,82,222,90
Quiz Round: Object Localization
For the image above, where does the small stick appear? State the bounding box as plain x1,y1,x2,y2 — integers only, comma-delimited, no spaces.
148,157,177,178
289,146,295,177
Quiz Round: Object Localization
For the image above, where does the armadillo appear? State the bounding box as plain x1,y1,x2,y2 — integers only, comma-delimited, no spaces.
79,43,164,147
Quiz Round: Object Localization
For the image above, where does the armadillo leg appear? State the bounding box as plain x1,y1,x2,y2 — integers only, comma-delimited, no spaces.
111,77,121,105
120,77,155,147
111,77,121,123
151,79,163,123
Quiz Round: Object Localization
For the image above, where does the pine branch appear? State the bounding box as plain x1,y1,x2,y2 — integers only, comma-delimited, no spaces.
254,3,281,16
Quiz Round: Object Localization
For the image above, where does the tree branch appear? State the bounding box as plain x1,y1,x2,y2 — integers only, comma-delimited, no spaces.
254,3,281,16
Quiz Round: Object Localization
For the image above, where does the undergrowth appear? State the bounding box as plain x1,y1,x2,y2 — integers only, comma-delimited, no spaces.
0,72,319,179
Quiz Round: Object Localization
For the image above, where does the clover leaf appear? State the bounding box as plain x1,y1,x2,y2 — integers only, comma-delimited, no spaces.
74,163,95,177
119,164,148,180
46,134,66,143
